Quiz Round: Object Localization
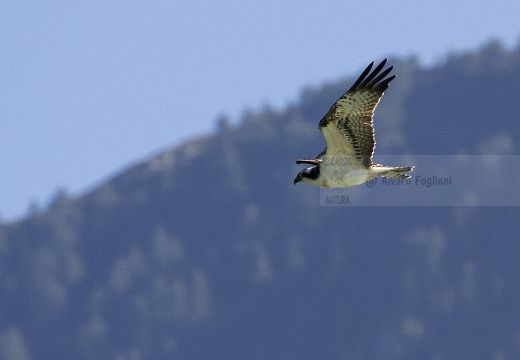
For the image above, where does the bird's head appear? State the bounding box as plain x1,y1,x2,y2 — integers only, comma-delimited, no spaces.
294,166,320,185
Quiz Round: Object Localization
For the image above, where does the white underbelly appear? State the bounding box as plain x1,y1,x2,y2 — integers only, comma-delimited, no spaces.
320,165,370,188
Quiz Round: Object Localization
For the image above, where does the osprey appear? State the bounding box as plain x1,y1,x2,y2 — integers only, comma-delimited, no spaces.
294,59,414,187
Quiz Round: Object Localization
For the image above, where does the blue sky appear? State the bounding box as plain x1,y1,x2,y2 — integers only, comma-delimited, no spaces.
1,0,520,221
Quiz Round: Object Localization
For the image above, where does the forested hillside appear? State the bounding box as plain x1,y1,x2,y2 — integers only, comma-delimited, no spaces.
1,40,519,359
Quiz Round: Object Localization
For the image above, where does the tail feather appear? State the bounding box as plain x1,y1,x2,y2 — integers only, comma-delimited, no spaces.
374,165,415,179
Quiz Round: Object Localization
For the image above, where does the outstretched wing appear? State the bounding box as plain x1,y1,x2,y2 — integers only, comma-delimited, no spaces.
319,59,395,168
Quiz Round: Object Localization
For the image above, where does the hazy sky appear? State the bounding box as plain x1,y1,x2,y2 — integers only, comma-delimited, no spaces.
2,0,520,221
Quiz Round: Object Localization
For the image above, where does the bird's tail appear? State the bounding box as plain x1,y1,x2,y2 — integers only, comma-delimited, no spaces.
381,166,415,179
372,165,415,179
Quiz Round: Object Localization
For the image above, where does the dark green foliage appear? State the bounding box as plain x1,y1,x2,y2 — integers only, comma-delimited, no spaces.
0,40,519,359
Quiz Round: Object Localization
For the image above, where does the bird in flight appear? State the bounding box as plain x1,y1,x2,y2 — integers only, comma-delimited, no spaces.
294,59,414,188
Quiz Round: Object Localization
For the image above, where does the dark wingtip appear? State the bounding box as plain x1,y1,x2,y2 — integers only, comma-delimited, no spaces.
373,74,397,91
347,61,374,93
348,59,395,93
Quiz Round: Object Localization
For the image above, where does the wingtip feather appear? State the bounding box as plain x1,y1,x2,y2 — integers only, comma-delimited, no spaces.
348,59,394,93
347,61,374,92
